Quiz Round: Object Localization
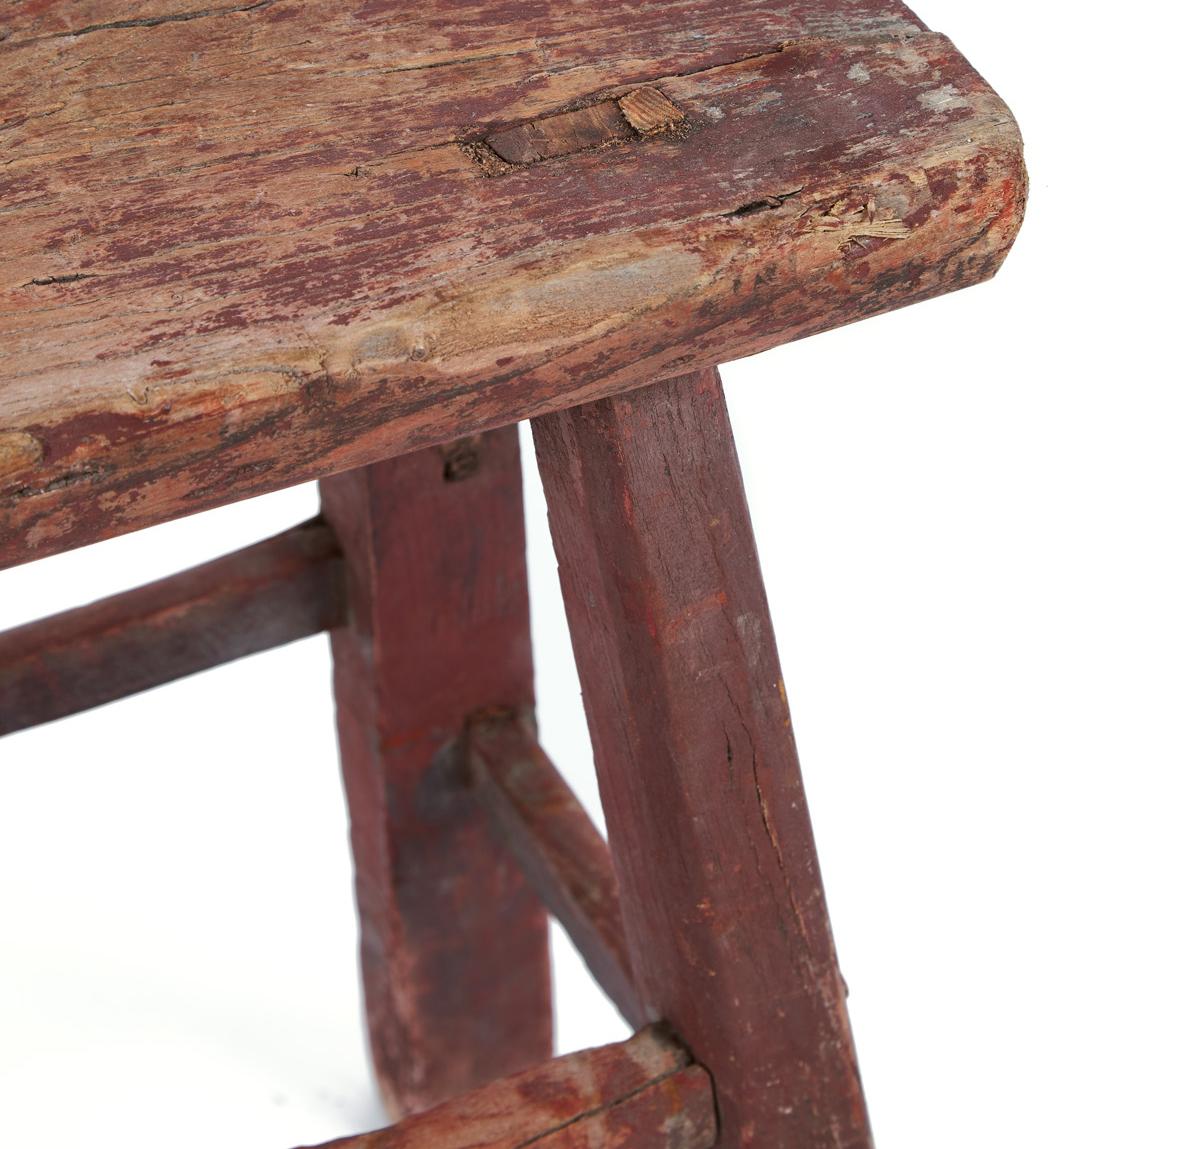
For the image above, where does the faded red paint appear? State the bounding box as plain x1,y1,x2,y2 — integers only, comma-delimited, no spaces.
534,369,873,1149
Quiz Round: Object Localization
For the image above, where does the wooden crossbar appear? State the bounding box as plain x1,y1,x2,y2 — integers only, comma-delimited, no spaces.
0,519,343,736
296,1027,715,1149
466,714,648,1028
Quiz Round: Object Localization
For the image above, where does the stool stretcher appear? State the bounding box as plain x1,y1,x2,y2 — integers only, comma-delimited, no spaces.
466,712,649,1028
0,519,343,736
296,1027,715,1149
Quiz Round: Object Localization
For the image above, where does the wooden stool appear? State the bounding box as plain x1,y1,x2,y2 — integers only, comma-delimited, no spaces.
0,3,1025,1147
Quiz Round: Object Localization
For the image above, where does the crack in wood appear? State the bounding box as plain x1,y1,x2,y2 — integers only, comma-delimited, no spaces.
510,1030,699,1149
724,188,807,218
24,273,95,287
56,0,276,39
10,465,107,500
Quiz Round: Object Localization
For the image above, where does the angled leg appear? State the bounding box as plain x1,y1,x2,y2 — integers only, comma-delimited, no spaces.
532,370,872,1149
320,429,551,1118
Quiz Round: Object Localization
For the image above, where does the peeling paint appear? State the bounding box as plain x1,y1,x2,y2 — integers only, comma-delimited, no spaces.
919,83,971,112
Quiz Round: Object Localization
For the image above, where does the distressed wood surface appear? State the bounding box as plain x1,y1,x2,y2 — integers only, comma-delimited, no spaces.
533,368,871,1149
466,711,648,1028
297,1027,716,1149
0,518,341,736
319,429,551,1118
0,0,1024,568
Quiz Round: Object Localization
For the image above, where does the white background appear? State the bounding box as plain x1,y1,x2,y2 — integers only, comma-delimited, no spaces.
2,4,1197,1146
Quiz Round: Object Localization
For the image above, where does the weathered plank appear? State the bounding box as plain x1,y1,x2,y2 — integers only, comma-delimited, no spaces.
297,1026,716,1149
319,429,551,1118
533,368,872,1149
0,0,1025,567
0,518,342,736
465,711,648,1028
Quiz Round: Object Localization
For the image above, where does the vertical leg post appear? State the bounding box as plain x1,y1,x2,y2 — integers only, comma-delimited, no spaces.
532,369,872,1149
320,429,551,1118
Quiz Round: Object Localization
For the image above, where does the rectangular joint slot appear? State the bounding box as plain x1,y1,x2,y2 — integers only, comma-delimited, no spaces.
479,86,685,169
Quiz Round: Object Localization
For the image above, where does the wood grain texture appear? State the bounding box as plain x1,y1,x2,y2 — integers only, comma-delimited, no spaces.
466,711,648,1028
320,429,551,1119
296,1026,716,1149
533,369,871,1149
0,518,341,736
0,0,1025,568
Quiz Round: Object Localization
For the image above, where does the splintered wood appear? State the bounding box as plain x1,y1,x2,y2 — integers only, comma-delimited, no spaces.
618,87,687,135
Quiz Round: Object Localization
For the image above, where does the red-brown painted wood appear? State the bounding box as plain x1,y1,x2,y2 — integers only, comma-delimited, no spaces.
0,0,1025,568
319,430,551,1119
298,1026,716,1149
465,712,648,1028
533,369,871,1149
0,518,342,736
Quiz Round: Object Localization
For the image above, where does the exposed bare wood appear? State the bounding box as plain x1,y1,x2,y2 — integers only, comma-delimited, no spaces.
0,1,1025,568
0,519,342,736
320,429,551,1118
466,711,648,1028
533,368,872,1149
295,1027,715,1149
617,88,687,136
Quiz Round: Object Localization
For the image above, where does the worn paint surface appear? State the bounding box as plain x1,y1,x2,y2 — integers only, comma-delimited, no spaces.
320,428,552,1118
299,1027,716,1149
0,0,1024,567
534,369,872,1149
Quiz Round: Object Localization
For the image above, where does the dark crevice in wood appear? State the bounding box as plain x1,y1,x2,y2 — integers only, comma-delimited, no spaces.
723,188,806,217
24,273,97,287
56,0,276,40
9,464,108,501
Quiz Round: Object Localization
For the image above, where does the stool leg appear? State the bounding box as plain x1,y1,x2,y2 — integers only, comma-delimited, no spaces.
320,428,551,1118
532,370,872,1149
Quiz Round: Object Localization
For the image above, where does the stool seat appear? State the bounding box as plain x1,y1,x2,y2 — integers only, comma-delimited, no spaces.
0,0,1024,569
